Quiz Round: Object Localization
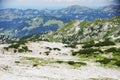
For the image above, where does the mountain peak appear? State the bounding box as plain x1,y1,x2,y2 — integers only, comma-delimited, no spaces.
65,5,90,10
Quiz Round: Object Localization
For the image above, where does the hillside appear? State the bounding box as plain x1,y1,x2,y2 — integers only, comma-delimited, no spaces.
22,16,120,44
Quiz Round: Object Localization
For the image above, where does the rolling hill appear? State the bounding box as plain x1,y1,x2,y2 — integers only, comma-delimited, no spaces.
22,16,120,44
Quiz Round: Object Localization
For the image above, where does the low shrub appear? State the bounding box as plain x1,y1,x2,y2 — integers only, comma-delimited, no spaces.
45,51,50,55
53,48,61,51
33,64,38,67
114,60,120,67
14,49,17,53
15,61,20,63
45,47,52,50
82,40,95,48
56,61,64,64
67,61,87,67
82,40,115,48
8,43,20,49
105,47,120,53
72,48,102,56
22,46,29,51
96,58,111,64
56,60,86,67
18,49,24,53
64,44,76,48
94,40,115,47
4,47,9,51
67,61,75,65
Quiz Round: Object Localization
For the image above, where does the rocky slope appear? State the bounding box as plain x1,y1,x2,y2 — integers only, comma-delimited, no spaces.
0,41,120,80
23,16,120,44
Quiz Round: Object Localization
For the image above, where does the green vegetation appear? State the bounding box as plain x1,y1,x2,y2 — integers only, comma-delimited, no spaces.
94,40,115,47
20,16,120,45
15,61,20,63
114,60,120,67
94,47,120,67
105,47,120,53
45,51,50,55
67,61,86,66
82,40,95,48
53,48,61,51
23,57,54,67
87,77,117,80
56,60,87,67
4,40,32,53
96,58,114,64
72,48,102,56
79,21,89,28
71,37,120,68
23,57,86,67
25,17,44,30
45,47,61,51
64,44,77,48
2,66,9,71
43,20,64,27
96,57,120,67
82,40,115,48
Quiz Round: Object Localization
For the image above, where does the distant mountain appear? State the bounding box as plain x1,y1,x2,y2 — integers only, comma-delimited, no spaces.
41,5,120,21
1,5,120,21
23,16,120,44
101,5,120,17
102,5,120,13
0,5,120,38
0,16,64,38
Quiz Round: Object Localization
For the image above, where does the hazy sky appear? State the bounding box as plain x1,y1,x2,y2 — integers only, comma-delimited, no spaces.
0,0,119,9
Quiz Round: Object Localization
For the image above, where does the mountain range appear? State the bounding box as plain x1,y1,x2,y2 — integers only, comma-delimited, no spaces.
0,5,120,38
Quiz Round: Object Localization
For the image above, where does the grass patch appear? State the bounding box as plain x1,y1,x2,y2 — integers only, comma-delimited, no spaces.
23,57,54,67
23,57,86,67
15,61,20,63
87,77,117,80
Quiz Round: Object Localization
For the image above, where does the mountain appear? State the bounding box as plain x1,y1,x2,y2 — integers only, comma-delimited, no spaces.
101,5,120,17
41,5,120,21
0,5,120,38
22,16,120,44
0,16,64,38
102,5,120,13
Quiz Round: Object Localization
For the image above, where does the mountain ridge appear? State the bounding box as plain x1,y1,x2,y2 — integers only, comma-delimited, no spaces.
0,5,120,38
22,16,120,44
